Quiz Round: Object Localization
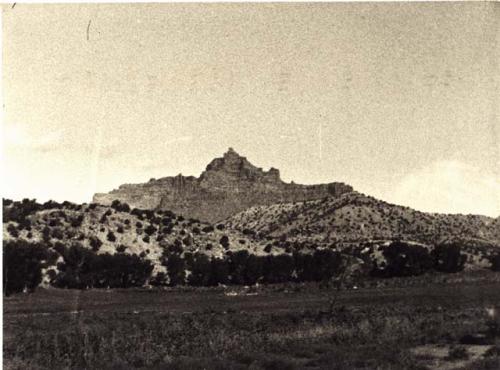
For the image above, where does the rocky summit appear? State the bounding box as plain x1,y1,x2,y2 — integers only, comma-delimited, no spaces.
93,148,353,222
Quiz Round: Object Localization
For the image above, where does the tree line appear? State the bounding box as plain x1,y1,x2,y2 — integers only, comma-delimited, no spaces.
4,238,500,295
3,241,153,295
161,248,344,287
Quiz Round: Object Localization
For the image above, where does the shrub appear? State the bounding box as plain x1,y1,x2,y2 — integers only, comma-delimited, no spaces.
245,254,264,285
164,253,186,286
162,225,173,234
229,250,250,285
242,228,255,236
51,227,64,240
220,235,230,249
372,241,433,277
432,243,466,273
150,272,168,286
144,225,156,236
6,223,19,237
209,258,230,286
107,231,116,242
117,226,124,234
3,240,49,295
53,241,66,255
99,214,108,223
187,253,211,286
312,249,343,281
143,210,155,220
262,254,294,284
216,224,225,230
294,252,315,282
170,239,184,254
19,218,32,231
89,236,102,252
182,235,192,246
131,208,142,217
110,200,131,213
490,254,500,272
202,225,214,233
42,226,51,242
116,245,127,253
70,215,84,228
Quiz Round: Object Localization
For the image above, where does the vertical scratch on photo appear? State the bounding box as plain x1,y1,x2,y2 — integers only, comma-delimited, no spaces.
87,20,91,41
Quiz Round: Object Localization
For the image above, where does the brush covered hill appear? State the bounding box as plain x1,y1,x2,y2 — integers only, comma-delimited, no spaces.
2,199,270,288
225,192,500,267
3,193,500,293
226,192,500,245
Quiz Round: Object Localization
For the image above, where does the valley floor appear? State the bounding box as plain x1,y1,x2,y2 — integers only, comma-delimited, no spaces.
4,273,500,369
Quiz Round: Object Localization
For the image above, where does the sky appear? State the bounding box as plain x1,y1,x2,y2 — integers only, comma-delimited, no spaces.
2,3,499,217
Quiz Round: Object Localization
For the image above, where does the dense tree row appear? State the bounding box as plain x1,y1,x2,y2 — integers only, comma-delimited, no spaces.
3,240,153,294
3,240,54,295
53,244,153,289
159,248,344,287
371,241,467,277
4,238,500,294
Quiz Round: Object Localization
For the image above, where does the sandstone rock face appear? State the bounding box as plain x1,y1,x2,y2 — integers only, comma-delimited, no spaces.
93,148,353,222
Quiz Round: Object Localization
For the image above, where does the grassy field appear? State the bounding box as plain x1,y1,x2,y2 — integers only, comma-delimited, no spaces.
4,274,500,369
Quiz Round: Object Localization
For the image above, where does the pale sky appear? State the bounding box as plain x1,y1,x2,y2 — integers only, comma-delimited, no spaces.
2,3,499,217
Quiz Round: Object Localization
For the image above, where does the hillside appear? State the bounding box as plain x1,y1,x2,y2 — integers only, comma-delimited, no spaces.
93,148,353,223
226,192,500,246
2,199,270,288
225,191,500,269
3,178,500,293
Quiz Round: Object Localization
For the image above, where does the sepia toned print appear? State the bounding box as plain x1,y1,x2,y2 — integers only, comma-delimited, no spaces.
2,3,500,369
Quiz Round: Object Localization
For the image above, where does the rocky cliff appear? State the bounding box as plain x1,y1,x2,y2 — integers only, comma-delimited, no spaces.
93,148,353,222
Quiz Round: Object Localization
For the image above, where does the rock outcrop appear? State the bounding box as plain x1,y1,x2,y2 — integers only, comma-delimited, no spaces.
93,148,353,222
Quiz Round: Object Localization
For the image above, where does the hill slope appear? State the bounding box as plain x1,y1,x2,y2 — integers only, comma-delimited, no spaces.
225,192,500,248
3,192,499,291
3,200,269,286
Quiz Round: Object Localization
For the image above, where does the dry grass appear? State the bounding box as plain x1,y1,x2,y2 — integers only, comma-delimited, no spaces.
4,278,500,369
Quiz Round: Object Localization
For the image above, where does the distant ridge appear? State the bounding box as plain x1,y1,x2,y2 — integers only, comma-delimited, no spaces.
93,148,353,222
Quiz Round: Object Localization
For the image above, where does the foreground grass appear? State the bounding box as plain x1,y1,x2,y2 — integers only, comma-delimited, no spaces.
4,277,500,369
